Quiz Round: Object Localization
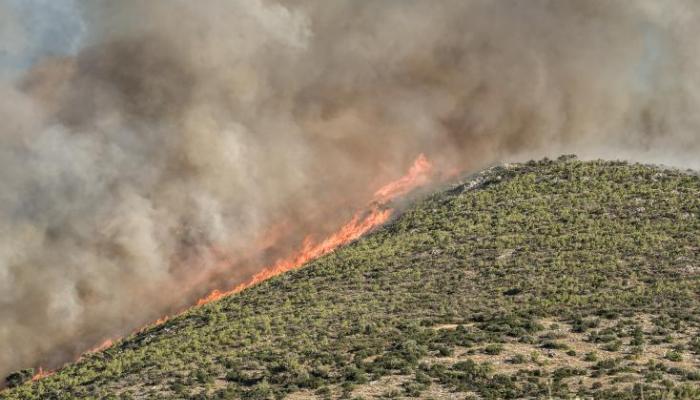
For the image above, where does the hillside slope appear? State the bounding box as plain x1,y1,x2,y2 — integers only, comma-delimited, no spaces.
3,157,700,399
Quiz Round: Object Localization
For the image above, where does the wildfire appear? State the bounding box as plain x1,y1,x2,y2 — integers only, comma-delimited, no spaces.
31,368,53,382
29,154,434,383
373,153,433,203
196,206,393,305
87,339,114,354
195,153,433,306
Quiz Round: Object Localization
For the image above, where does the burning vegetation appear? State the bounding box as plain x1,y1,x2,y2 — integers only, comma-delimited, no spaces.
195,154,433,307
19,153,433,383
2,0,700,384
3,158,700,398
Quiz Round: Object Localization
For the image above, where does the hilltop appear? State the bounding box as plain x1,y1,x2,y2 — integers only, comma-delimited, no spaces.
3,157,700,399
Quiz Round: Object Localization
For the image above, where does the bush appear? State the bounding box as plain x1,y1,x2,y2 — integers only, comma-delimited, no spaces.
508,354,527,364
4,368,34,388
243,380,274,400
541,341,568,350
665,351,683,362
483,344,504,355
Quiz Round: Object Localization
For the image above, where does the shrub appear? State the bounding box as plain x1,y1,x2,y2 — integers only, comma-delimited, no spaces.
4,369,34,388
665,351,683,362
483,344,504,355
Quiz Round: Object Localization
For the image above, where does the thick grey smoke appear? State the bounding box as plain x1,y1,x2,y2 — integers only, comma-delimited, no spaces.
1,0,699,378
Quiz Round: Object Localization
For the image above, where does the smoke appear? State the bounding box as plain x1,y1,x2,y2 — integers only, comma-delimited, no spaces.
1,0,699,378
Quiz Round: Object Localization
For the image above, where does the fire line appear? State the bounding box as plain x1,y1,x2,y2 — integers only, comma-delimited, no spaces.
32,154,433,382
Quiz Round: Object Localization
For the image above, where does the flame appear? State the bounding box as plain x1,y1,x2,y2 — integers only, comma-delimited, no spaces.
29,154,434,382
31,367,53,381
373,153,433,203
196,153,433,306
196,206,392,305
87,339,114,354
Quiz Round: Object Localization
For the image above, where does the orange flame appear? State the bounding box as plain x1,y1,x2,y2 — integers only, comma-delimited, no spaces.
87,339,114,354
31,367,53,381
196,153,432,306
196,206,392,305
373,153,433,203
29,154,434,382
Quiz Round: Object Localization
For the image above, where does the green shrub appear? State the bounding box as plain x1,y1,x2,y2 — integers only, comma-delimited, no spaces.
665,351,683,362
483,344,504,355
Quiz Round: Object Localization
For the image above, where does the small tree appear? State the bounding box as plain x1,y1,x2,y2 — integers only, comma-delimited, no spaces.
5,368,34,388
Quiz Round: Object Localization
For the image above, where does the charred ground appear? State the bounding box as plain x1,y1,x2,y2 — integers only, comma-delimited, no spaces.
3,157,700,399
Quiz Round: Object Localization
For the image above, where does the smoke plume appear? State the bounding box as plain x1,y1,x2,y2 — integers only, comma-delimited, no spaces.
1,0,700,378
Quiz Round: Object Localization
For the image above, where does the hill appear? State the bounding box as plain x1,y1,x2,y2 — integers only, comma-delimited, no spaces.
3,157,700,399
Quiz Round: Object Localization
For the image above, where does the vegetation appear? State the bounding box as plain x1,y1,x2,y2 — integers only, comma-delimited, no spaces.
3,156,700,399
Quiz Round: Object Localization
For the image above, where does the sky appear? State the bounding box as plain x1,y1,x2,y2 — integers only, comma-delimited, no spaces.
0,0,83,78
